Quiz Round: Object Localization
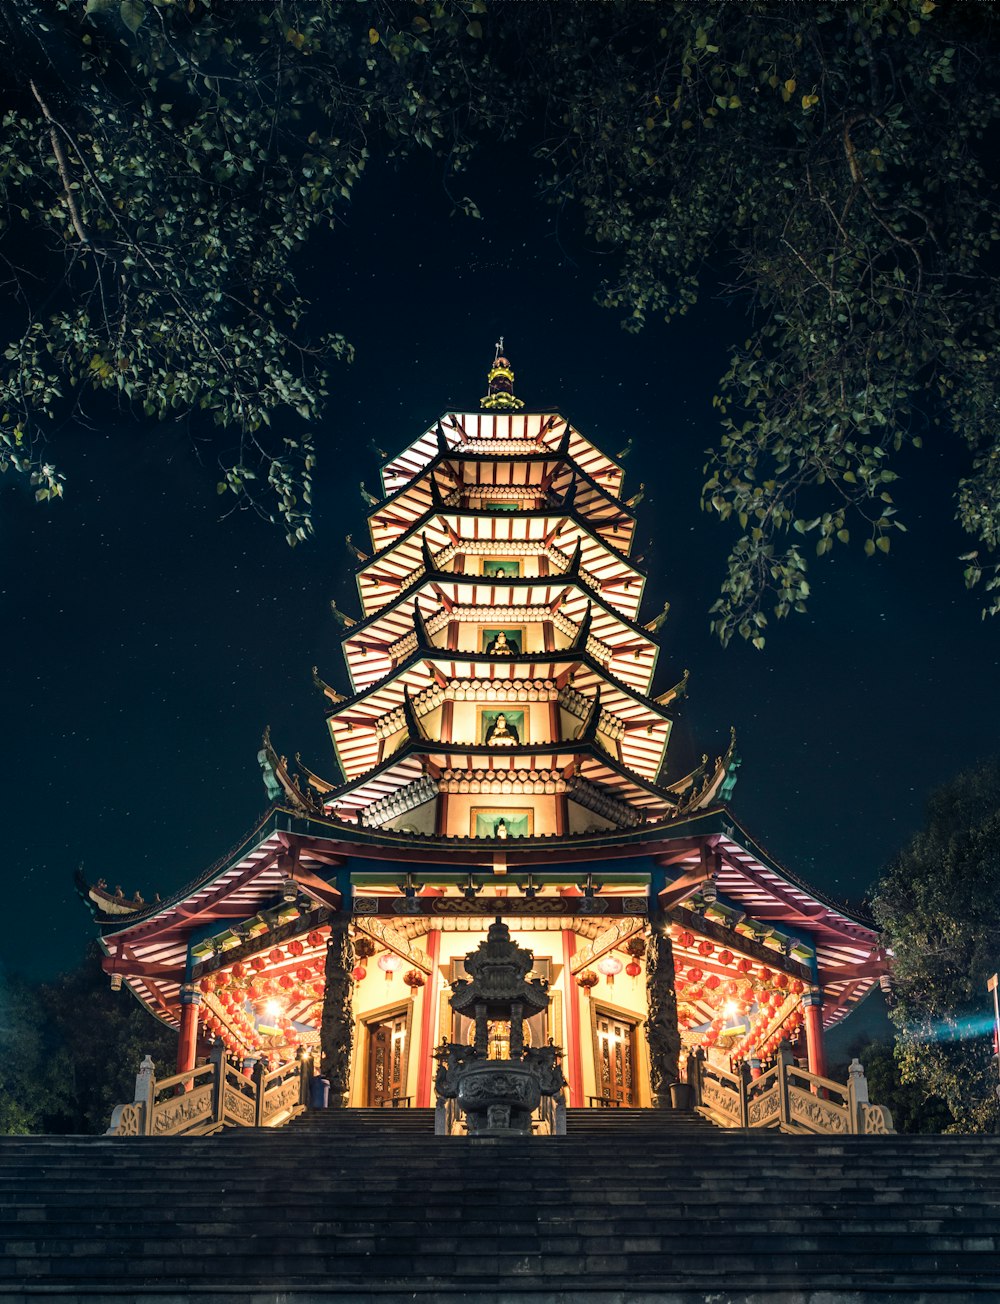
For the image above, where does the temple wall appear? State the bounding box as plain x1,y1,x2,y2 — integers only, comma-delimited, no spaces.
440,792,561,839
449,699,548,746
454,621,547,656
434,926,570,1053
382,799,437,835
567,802,618,834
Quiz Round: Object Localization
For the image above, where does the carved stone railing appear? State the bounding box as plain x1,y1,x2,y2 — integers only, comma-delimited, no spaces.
107,1047,311,1138
689,1046,895,1136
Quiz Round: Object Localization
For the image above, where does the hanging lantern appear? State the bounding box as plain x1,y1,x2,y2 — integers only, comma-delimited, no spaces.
307,930,324,948
279,975,294,991
775,972,789,990
759,966,773,983
705,974,721,991
378,952,402,982
687,966,704,984
288,940,305,958
678,930,694,948
717,949,733,966
625,960,642,979
597,954,623,986
737,957,753,974
199,978,212,995
697,940,714,958
355,937,377,961
403,969,426,999
269,948,284,966
577,970,599,996
231,962,246,980
625,936,646,960
250,956,267,972
791,979,804,996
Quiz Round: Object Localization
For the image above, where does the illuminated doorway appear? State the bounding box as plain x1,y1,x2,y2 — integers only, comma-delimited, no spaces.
591,1005,639,1107
365,1004,411,1106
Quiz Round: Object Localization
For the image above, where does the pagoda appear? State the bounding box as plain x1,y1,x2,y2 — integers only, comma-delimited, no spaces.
81,347,888,1117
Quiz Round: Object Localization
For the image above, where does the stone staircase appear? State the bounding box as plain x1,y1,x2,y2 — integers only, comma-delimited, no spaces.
3,1106,1000,1302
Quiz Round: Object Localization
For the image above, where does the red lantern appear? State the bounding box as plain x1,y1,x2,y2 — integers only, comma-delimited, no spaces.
737,958,753,974
403,969,426,999
791,979,804,996
705,974,720,991
199,978,212,995
775,973,789,990
759,966,773,982
673,958,684,972
307,930,324,948
625,960,642,979
297,967,311,983
351,964,367,982
577,970,599,996
288,940,305,957
279,975,294,991
717,949,733,966
232,963,245,980
678,930,694,948
698,940,714,958
269,948,284,965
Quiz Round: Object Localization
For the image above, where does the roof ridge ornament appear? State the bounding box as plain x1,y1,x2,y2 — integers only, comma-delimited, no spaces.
481,338,524,412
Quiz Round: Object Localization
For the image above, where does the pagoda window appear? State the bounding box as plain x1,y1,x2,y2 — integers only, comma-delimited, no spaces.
481,626,523,656
480,557,522,578
479,706,525,746
471,808,534,839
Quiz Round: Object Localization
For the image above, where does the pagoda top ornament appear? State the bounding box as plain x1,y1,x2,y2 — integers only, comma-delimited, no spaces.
480,337,524,411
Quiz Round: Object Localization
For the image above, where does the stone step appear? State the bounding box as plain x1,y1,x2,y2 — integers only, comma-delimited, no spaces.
5,1124,1000,1299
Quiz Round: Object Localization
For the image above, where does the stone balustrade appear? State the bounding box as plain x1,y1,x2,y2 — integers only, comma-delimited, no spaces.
687,1043,895,1136
106,1047,311,1138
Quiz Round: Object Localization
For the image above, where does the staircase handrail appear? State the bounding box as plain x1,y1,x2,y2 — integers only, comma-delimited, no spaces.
689,1045,896,1136
106,1050,307,1137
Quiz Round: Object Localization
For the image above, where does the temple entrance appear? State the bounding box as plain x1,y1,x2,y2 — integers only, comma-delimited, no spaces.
345,904,656,1110
365,1005,411,1107
591,1005,639,1107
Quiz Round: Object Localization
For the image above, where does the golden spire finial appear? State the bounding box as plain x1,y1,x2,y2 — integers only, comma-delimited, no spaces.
481,338,524,411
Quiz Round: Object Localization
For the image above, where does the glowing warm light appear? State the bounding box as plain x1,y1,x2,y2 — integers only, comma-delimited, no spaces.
265,999,282,1019
723,1000,739,1018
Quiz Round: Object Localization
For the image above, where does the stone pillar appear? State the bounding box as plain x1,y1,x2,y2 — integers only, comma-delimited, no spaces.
645,929,681,1108
320,915,353,1106
176,985,201,1076
803,989,827,1078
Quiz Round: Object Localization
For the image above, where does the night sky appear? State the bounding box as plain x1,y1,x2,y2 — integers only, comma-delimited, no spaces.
4,150,998,1029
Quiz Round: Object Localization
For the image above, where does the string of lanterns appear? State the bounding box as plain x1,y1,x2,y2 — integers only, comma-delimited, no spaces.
196,929,328,1057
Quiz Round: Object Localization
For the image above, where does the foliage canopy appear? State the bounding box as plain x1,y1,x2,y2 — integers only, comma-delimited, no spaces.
871,758,1000,1133
2,1,999,637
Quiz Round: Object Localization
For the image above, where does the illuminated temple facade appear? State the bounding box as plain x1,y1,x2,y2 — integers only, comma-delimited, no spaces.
83,351,887,1114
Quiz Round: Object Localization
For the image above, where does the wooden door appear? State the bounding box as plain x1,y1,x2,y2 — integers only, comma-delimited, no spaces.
593,1007,638,1106
366,1008,410,1106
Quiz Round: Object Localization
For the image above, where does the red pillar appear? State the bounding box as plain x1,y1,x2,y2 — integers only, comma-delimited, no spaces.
803,990,827,1078
416,929,441,1107
176,985,201,1076
562,929,584,1107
